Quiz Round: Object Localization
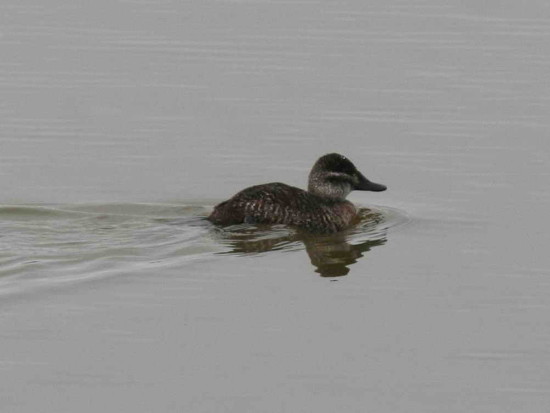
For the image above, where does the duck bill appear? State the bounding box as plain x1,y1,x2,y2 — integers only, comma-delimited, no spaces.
355,172,387,192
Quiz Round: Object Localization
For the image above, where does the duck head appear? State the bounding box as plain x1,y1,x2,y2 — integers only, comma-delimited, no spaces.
307,153,387,200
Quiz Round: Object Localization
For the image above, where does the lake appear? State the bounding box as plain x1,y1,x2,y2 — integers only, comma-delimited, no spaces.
1,1,550,412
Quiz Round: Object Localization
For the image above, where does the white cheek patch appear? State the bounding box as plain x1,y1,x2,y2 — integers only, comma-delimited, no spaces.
328,182,352,199
341,183,352,198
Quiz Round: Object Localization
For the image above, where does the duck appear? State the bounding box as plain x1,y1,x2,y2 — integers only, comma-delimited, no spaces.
208,153,386,233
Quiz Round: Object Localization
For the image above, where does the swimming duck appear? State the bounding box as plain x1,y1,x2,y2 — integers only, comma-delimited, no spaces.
208,153,386,233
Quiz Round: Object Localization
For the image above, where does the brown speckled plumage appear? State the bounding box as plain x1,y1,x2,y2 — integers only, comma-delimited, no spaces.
209,183,358,233
208,153,386,233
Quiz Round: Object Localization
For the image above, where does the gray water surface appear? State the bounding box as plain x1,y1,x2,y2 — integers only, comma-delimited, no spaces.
1,1,550,412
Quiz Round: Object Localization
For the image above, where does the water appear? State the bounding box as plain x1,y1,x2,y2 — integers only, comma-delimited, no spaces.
0,203,213,293
0,204,404,292
1,1,550,412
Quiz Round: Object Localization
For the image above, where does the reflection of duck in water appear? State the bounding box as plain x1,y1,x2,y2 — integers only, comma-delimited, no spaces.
216,209,387,277
303,231,385,277
209,153,386,234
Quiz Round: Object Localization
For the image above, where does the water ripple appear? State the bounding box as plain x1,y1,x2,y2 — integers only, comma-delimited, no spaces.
0,203,409,292
0,203,215,295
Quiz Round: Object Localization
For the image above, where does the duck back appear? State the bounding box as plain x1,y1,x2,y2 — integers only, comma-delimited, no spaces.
208,183,357,233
